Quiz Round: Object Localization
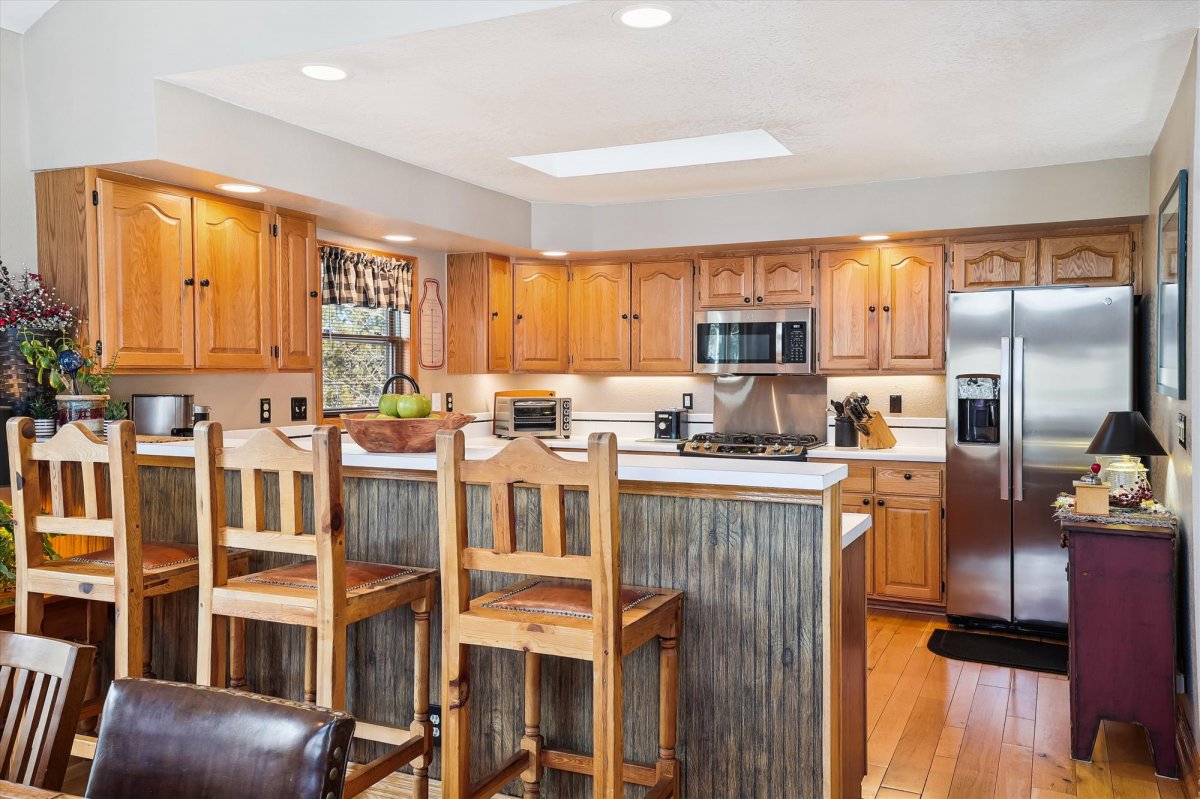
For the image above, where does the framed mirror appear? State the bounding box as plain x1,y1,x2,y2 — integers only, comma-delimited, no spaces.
1156,169,1187,399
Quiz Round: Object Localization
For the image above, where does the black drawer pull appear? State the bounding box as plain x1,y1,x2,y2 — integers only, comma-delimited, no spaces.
904,473,912,480
877,499,885,506
862,498,870,506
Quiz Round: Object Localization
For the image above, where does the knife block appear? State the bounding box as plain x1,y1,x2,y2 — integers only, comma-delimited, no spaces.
859,412,897,450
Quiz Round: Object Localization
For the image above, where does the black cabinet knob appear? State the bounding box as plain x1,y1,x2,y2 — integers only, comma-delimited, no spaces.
492,311,499,318
199,278,211,287
184,277,195,286
884,305,891,312
869,305,876,313
743,296,752,303
862,498,870,506
877,499,885,506
621,313,629,319
309,290,319,298
756,296,764,302
516,314,523,320
904,473,912,480
632,313,640,320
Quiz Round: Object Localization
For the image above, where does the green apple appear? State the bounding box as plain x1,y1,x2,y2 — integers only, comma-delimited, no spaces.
394,393,432,419
379,394,402,417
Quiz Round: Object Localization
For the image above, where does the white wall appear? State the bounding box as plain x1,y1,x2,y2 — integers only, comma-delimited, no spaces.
0,29,35,273
109,371,314,430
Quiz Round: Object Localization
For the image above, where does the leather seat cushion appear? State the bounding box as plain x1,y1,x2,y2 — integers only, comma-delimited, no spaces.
70,542,201,570
242,560,416,591
482,579,656,619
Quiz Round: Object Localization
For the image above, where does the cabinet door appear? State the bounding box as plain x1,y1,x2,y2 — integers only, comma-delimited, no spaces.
275,214,319,370
446,253,487,374
951,239,1037,292
873,496,942,602
698,256,753,308
631,260,693,373
880,244,944,371
818,248,879,371
1038,233,1132,287
842,493,875,596
193,198,273,369
513,262,569,372
97,180,195,369
755,253,813,305
569,263,630,372
487,254,513,373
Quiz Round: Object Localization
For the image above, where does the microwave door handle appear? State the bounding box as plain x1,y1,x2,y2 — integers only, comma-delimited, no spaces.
775,323,784,365
999,336,1010,501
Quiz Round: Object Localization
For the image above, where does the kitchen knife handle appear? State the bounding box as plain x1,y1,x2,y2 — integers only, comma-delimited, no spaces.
999,336,1011,501
1013,337,1025,502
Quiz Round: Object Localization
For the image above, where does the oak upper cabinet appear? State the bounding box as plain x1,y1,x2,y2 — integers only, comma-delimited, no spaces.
274,213,319,371
487,254,513,372
697,256,753,307
754,253,813,305
631,260,694,372
879,244,945,371
513,261,569,372
873,495,943,603
193,198,273,370
1038,232,1132,287
96,179,195,369
569,263,630,372
818,248,879,371
951,239,1037,292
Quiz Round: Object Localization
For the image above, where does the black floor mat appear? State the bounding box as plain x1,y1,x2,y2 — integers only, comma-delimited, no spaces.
927,628,1068,675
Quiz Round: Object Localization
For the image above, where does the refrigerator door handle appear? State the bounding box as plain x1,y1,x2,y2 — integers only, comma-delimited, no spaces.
1013,336,1025,501
999,336,1011,501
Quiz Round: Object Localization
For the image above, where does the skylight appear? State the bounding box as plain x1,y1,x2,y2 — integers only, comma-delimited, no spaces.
510,129,790,178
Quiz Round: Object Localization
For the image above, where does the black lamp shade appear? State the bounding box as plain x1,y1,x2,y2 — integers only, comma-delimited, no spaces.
1086,411,1167,457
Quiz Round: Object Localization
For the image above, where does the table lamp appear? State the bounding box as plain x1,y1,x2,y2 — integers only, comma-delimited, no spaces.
1085,411,1167,505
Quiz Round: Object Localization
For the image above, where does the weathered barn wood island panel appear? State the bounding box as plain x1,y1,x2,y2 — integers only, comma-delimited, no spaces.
126,436,860,798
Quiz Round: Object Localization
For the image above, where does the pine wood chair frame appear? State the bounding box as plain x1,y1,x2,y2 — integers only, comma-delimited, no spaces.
193,422,436,799
0,631,94,790
436,429,683,799
6,418,249,742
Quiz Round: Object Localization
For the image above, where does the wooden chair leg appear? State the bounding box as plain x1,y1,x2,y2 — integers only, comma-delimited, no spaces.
78,600,107,736
197,610,229,689
229,617,246,690
593,644,623,799
314,623,346,710
303,627,317,703
409,589,433,799
141,599,155,678
520,652,544,798
656,628,681,796
114,593,144,681
442,640,471,799
15,587,44,637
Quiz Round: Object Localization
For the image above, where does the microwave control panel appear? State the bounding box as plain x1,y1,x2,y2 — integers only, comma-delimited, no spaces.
782,322,808,364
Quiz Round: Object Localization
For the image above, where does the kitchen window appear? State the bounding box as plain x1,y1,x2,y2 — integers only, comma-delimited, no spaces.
321,304,411,414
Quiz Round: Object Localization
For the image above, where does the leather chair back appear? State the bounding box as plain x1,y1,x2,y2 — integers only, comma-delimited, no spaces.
86,678,355,799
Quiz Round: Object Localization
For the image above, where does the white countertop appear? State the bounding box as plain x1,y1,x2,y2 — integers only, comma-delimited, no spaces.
807,445,946,463
841,512,871,549
139,426,849,493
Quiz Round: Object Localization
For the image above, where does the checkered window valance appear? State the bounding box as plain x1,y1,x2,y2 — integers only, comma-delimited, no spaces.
320,245,413,311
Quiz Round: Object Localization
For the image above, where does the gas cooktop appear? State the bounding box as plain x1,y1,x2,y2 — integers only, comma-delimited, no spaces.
678,432,821,461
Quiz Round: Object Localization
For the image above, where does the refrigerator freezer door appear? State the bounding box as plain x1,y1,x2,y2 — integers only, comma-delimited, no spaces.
946,291,1014,623
1012,287,1133,629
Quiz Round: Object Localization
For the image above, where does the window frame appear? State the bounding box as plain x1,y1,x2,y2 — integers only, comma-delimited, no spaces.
320,305,409,416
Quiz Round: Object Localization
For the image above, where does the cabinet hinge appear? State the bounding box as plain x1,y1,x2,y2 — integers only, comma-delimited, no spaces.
271,223,279,237
273,345,280,358
941,507,945,519
1131,239,1137,253
91,190,99,206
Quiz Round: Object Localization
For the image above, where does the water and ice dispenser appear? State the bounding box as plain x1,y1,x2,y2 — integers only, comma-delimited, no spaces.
956,375,1000,445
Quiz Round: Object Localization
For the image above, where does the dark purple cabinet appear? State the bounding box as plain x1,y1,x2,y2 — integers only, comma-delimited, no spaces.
1062,520,1177,777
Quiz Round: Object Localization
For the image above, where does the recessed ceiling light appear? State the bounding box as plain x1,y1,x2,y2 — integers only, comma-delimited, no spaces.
616,5,673,29
541,251,569,257
383,234,415,243
301,64,348,81
511,129,789,178
215,183,264,194
859,234,890,241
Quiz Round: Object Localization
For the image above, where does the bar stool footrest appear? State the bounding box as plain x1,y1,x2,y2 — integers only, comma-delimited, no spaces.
343,728,427,798
540,748,658,787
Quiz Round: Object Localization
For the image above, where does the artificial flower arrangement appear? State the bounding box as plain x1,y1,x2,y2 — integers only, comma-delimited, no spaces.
0,263,75,331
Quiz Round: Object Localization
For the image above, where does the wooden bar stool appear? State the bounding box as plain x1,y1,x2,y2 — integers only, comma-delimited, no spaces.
5,418,249,747
436,429,684,799
193,422,437,798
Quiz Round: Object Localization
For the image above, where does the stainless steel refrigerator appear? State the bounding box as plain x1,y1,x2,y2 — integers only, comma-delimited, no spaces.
946,286,1133,632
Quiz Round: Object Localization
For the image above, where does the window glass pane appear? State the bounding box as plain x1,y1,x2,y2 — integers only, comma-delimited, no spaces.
322,304,391,336
322,339,394,410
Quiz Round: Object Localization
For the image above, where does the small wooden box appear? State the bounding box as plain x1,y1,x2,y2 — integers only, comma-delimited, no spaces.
1073,481,1111,516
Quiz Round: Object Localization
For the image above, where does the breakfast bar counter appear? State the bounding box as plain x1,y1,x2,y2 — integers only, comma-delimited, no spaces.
131,427,865,799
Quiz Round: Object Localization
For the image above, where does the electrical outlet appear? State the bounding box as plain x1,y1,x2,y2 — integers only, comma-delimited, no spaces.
889,394,902,414
445,393,454,412
259,398,271,424
428,703,442,747
682,393,694,410
291,397,308,422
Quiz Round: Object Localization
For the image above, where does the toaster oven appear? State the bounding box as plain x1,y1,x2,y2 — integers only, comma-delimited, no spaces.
494,397,572,439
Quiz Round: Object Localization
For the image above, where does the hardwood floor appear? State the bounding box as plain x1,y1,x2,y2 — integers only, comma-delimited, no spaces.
863,609,1189,799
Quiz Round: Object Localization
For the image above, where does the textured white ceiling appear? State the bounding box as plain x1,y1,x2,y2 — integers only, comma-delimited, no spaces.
165,0,1200,205
0,0,57,33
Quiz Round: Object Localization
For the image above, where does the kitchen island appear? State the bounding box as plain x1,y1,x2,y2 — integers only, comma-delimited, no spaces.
130,428,865,799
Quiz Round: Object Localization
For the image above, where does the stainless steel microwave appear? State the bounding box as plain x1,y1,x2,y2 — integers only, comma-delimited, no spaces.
494,396,572,439
694,308,816,375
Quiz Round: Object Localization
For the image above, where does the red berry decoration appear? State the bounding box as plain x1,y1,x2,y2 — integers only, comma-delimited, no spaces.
1090,463,1102,474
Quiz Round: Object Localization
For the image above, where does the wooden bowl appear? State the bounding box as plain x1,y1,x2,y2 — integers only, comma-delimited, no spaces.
341,412,476,453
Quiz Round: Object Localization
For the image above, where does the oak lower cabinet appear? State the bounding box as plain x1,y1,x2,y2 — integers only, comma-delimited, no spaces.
819,245,944,373
446,252,513,374
513,261,569,372
96,179,196,369
193,198,273,370
951,231,1134,291
274,213,319,371
697,252,813,308
630,260,693,372
569,263,630,372
833,460,945,606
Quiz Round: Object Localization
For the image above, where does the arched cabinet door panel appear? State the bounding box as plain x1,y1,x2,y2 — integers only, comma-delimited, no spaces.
632,260,693,373
880,244,945,371
569,263,630,372
512,262,569,373
818,248,879,372
698,256,753,308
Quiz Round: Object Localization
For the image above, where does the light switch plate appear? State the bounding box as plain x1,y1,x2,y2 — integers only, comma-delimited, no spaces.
890,394,902,414
1178,413,1187,449
291,397,308,422
259,398,271,424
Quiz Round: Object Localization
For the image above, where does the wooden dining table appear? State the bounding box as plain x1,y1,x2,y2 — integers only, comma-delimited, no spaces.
0,781,84,798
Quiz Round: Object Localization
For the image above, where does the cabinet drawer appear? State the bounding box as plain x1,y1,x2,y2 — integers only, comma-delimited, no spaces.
842,463,874,494
842,493,873,513
875,467,942,497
